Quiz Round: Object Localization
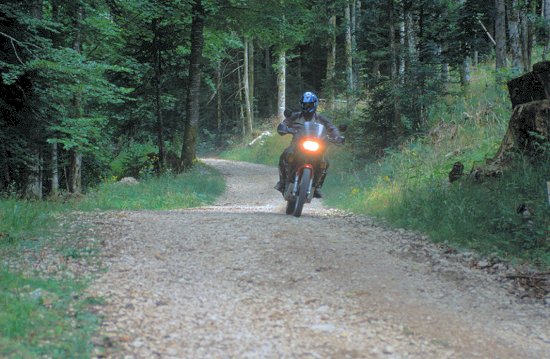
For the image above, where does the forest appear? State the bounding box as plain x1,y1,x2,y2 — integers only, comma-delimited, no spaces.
0,0,549,197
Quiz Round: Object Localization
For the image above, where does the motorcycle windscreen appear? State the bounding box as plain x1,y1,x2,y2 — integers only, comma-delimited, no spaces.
302,121,327,138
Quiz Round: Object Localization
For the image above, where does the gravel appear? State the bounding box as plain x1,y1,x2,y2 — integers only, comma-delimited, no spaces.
87,158,549,358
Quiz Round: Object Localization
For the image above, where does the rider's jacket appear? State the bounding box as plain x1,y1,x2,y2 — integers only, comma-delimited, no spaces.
280,112,342,145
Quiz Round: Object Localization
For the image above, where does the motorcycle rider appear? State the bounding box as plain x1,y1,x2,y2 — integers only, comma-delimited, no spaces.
274,91,344,198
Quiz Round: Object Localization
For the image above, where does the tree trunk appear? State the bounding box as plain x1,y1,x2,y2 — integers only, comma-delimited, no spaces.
399,17,406,83
265,47,274,116
508,0,523,72
277,50,286,122
405,2,416,70
153,19,165,173
354,1,362,91
1,144,10,190
297,48,303,94
180,0,205,171
495,0,507,70
248,38,255,120
544,0,550,59
69,151,82,194
25,151,42,199
520,12,533,71
70,4,83,194
460,57,471,87
51,142,58,195
345,2,354,113
243,38,253,135
325,14,337,112
237,62,246,139
216,61,222,145
388,0,397,81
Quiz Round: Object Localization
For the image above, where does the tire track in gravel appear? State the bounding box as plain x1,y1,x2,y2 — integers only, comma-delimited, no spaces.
89,158,549,358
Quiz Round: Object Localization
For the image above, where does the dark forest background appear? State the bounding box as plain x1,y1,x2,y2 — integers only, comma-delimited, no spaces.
1,0,549,198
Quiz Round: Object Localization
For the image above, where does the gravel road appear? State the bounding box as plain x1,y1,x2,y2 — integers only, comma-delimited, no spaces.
89,158,549,358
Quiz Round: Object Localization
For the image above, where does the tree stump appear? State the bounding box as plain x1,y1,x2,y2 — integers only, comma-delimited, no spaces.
491,100,550,164
465,62,550,180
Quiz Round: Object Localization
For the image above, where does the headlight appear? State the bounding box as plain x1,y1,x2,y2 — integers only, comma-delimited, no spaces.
302,140,320,152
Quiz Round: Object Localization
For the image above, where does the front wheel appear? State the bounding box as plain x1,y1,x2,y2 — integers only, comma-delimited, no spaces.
285,198,296,215
293,167,312,218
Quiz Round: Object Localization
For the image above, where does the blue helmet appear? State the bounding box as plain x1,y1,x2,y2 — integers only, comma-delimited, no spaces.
300,91,318,114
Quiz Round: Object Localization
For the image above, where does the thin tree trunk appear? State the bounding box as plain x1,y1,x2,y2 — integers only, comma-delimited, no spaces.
70,4,83,194
25,150,42,199
28,0,43,199
51,143,58,195
248,38,255,120
460,57,471,87
216,61,222,145
1,144,10,190
495,0,507,70
265,47,274,115
355,1,362,91
399,17,406,83
237,61,246,139
297,48,303,94
508,0,523,72
180,0,205,171
153,19,165,173
243,38,253,135
544,0,550,59
351,0,358,91
520,2,535,72
277,50,286,122
388,0,397,81
345,2,354,112
325,14,337,112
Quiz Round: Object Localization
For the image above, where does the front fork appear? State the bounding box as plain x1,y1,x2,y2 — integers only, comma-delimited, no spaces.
292,164,314,199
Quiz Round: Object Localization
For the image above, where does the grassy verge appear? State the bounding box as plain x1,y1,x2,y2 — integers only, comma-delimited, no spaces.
0,162,225,357
220,132,291,167
219,65,549,269
324,65,550,268
0,271,99,358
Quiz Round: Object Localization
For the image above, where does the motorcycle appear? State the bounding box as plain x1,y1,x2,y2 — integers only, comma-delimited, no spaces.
279,118,344,218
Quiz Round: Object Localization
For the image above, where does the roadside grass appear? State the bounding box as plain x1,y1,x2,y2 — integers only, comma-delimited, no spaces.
220,132,291,166
0,161,225,357
0,271,98,358
324,65,550,268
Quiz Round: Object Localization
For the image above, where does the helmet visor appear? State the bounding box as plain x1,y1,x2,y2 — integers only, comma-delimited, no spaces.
302,102,316,112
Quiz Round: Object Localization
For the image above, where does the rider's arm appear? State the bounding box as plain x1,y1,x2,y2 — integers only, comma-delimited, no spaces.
317,114,342,139
277,112,300,135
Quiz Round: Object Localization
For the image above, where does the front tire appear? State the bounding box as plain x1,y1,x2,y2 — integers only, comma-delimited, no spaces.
293,167,312,218
285,198,296,215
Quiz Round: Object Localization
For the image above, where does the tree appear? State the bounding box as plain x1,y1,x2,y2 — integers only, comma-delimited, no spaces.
495,0,507,70
180,0,205,170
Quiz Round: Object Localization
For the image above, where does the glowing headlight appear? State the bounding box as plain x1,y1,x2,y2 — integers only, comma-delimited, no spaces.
302,140,320,152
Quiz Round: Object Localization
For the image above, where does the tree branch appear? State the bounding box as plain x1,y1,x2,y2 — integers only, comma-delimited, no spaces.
10,39,25,65
477,20,496,46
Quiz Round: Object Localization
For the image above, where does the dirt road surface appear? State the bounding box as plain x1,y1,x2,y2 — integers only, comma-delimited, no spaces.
89,159,549,358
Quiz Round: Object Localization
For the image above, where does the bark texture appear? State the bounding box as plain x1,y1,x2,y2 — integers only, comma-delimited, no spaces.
277,51,286,122
325,14,336,112
495,0,507,70
180,0,205,170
